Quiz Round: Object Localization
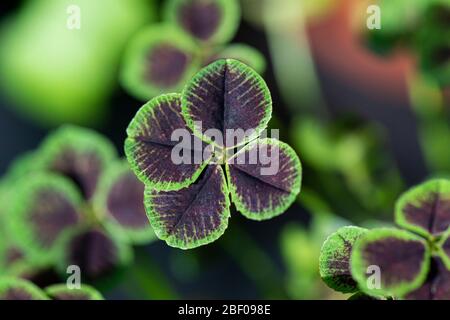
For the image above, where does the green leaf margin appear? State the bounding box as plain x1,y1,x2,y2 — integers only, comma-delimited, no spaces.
226,138,302,221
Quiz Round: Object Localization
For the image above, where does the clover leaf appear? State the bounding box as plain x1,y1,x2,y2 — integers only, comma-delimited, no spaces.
395,179,450,238
0,277,104,300
3,126,153,281
126,59,302,249
319,226,368,293
320,178,450,300
164,0,240,44
0,277,49,300
120,0,266,100
45,283,104,300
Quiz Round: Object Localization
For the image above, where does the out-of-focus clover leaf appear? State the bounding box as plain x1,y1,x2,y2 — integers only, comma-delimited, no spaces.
3,126,155,284
320,178,450,300
94,161,157,245
121,25,201,100
164,0,240,45
395,179,450,238
7,173,82,265
56,227,132,283
0,277,48,300
45,283,104,300
205,44,267,74
126,59,302,249
37,125,117,200
121,0,266,100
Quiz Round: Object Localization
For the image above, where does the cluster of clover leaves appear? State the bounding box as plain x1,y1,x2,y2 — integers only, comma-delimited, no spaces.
121,0,266,100
0,277,103,300
0,126,154,286
370,0,449,86
319,179,450,300
125,58,302,249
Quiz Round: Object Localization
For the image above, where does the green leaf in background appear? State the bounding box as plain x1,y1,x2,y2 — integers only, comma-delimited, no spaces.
94,160,156,245
164,0,240,45
45,283,104,300
121,25,201,100
38,125,117,201
207,43,267,74
395,179,450,238
57,226,133,283
0,277,49,300
7,173,83,265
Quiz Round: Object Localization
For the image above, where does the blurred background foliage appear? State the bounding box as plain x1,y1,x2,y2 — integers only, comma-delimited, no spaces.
0,0,449,299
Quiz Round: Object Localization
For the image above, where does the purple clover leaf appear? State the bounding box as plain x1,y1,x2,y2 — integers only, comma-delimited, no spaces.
125,59,302,249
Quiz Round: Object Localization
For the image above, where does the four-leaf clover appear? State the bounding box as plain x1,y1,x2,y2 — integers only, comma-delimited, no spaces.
125,59,302,249
2,126,154,281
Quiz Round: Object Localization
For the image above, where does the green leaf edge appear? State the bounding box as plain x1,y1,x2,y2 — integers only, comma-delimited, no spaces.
213,43,267,74
120,23,201,100
395,178,450,239
164,0,241,45
0,277,49,300
319,226,368,294
181,59,273,150
6,173,84,265
350,228,430,298
144,165,231,250
226,138,302,221
436,227,450,271
45,284,104,300
37,125,118,200
93,159,157,245
125,93,211,192
55,225,134,277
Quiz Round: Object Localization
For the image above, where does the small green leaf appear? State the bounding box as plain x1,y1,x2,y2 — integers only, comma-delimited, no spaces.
0,277,48,300
125,93,210,191
45,284,104,300
351,228,430,298
95,160,156,245
164,0,240,44
395,179,450,237
57,227,133,282
319,226,368,293
121,24,200,100
38,125,117,200
207,44,267,74
145,165,230,249
7,173,82,265
226,138,301,220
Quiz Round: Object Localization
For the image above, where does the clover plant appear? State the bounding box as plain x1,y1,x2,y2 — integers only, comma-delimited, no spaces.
319,179,450,299
125,59,302,249
0,126,155,282
0,277,103,300
121,0,266,100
